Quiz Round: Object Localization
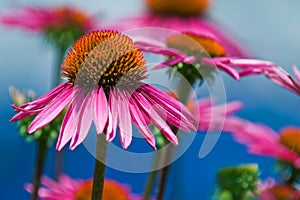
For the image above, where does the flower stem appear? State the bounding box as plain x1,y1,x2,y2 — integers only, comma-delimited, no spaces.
92,134,108,200
53,46,66,180
143,151,162,200
156,131,176,200
156,77,192,200
31,138,48,200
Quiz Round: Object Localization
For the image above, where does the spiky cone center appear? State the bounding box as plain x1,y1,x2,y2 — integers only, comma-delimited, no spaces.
74,179,129,200
280,127,300,155
167,33,226,59
146,0,210,16
62,30,148,91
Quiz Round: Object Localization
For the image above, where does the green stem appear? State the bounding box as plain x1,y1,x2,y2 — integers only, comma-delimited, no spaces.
143,151,162,200
156,130,177,200
31,138,48,200
92,134,108,200
156,77,192,200
53,46,66,180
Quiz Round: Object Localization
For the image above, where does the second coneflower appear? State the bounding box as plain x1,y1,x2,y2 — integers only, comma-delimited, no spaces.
10,30,196,150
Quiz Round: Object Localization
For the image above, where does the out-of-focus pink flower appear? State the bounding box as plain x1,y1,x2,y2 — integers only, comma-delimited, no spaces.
202,57,300,95
10,30,196,150
112,0,247,58
25,174,144,200
259,183,300,200
191,96,300,167
190,98,243,132
222,117,300,167
0,6,96,33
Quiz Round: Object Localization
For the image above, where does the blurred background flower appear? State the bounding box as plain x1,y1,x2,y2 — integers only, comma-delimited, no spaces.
25,174,144,200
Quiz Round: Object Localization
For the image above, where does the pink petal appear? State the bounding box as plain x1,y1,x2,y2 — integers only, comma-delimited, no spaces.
133,92,178,145
139,84,197,130
293,65,300,82
228,58,275,68
117,90,132,149
56,88,85,151
20,82,70,110
214,62,240,80
106,89,118,142
93,87,108,134
129,97,156,149
70,90,95,150
28,86,74,133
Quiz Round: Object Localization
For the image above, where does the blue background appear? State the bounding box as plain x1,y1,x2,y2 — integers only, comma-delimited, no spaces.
1,0,300,199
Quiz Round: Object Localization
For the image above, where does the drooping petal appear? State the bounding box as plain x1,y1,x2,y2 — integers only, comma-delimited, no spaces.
93,87,108,134
28,86,74,133
106,89,118,142
129,96,156,149
19,82,70,110
70,89,95,150
56,88,85,151
133,92,178,145
117,90,132,149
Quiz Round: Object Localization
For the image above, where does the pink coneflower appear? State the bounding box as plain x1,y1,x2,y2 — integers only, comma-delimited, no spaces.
0,6,97,49
114,0,247,58
223,117,300,168
190,97,300,167
10,30,196,150
202,57,300,95
0,6,96,33
25,175,143,200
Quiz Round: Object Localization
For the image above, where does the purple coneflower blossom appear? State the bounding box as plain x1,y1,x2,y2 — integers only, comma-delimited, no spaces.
223,118,300,168
10,30,196,150
191,97,300,167
25,174,144,200
112,0,247,58
0,6,96,33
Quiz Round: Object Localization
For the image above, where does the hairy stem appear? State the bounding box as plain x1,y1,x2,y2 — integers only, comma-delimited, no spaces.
92,134,108,200
31,138,48,200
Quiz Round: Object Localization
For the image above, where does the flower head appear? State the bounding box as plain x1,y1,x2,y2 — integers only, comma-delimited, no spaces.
10,30,196,150
1,6,97,48
25,175,141,200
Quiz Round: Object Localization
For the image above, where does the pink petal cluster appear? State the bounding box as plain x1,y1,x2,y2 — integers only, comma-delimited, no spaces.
202,57,300,95
10,82,196,150
191,98,243,132
0,6,96,32
221,117,300,168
